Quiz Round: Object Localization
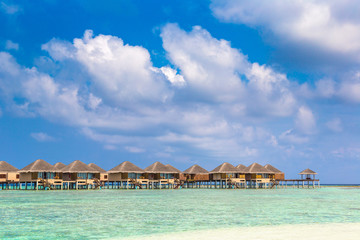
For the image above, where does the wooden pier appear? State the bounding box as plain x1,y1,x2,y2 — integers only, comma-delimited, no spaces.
275,179,320,188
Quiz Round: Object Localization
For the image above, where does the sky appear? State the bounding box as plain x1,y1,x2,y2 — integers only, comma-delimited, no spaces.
1,0,360,183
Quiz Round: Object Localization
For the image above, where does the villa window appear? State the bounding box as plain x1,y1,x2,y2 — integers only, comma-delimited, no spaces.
38,172,45,179
0,174,6,178
77,173,87,179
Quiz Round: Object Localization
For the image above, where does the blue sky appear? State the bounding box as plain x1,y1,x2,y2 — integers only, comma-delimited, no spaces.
1,0,360,183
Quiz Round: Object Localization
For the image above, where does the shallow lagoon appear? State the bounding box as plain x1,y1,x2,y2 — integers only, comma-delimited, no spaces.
0,187,359,239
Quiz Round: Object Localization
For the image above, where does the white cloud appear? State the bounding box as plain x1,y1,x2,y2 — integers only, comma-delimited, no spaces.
87,93,102,110
31,132,56,142
310,72,360,103
211,0,360,57
1,2,21,14
43,30,174,107
157,132,258,158
279,129,309,144
161,24,246,103
338,81,360,103
157,66,186,87
41,39,75,61
161,23,296,116
124,146,145,153
295,106,316,134
246,62,296,116
0,26,305,160
326,118,342,132
5,40,19,51
315,78,336,98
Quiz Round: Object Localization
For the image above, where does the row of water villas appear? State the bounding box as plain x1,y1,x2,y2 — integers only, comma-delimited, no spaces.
0,159,320,190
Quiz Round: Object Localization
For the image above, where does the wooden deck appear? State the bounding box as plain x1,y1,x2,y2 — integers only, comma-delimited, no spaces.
0,178,321,190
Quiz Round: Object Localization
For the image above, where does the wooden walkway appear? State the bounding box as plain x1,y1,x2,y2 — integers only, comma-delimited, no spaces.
275,179,320,188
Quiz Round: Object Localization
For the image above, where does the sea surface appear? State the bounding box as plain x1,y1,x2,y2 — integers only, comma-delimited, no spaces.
0,187,359,239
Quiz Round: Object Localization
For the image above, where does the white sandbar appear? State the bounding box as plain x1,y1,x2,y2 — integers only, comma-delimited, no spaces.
121,223,360,240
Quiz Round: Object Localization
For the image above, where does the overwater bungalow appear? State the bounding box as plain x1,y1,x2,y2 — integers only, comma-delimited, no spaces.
53,162,66,171
182,164,209,188
0,161,19,189
88,163,108,183
235,164,247,188
264,164,285,180
183,164,209,181
60,160,100,189
243,163,274,188
51,162,66,189
144,161,178,189
209,162,241,188
165,164,183,179
19,159,57,189
236,164,246,172
107,161,146,189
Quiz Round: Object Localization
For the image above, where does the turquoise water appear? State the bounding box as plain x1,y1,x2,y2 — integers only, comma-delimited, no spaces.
0,188,359,239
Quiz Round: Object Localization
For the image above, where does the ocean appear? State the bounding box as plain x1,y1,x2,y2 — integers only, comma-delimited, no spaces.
0,187,359,239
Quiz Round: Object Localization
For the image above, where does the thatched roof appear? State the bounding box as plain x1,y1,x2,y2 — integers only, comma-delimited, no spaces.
53,162,66,171
165,164,181,173
299,168,317,175
144,161,176,173
183,164,209,174
236,164,247,172
88,163,106,173
264,164,283,173
210,162,239,173
60,160,99,173
19,159,54,172
108,161,144,173
244,163,274,174
0,161,18,172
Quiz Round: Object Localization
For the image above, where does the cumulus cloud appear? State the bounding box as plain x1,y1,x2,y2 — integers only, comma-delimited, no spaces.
161,23,296,116
157,67,186,87
31,132,56,142
211,0,360,57
305,72,360,103
326,118,342,132
0,26,306,161
295,106,316,134
315,78,336,98
43,30,173,107
161,24,246,103
338,80,360,103
5,40,19,51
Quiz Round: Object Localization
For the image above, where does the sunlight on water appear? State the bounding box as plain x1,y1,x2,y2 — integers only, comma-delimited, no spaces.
0,188,359,239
